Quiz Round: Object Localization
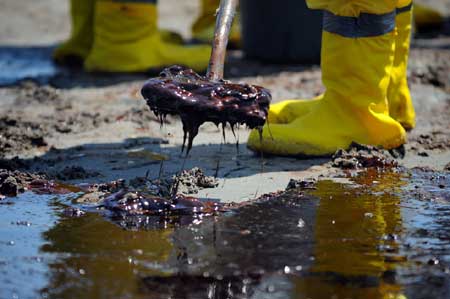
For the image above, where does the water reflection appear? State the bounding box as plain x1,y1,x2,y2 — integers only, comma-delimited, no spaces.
41,213,173,299
36,169,450,299
0,193,61,299
294,170,406,299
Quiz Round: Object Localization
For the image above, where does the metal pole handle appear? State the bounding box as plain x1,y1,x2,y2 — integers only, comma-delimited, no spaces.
206,0,239,81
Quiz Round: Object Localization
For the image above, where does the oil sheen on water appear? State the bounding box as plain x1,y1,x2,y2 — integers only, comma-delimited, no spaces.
0,169,449,299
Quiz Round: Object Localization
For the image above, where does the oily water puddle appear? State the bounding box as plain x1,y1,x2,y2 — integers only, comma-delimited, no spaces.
0,168,449,299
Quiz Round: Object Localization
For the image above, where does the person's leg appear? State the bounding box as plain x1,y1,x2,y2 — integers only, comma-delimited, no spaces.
247,0,406,156
268,1,416,129
53,0,94,66
85,0,211,72
388,1,415,130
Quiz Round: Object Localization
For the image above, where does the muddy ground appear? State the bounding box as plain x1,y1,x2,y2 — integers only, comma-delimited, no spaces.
0,0,449,203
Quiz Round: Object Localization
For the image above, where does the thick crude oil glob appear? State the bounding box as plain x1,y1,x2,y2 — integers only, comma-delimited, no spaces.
104,191,223,217
141,65,271,154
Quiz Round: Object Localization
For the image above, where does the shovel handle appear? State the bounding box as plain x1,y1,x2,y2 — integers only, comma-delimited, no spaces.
206,0,239,81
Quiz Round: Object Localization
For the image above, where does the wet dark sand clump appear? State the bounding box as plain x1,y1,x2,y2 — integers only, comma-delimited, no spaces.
410,131,450,152
0,167,82,198
141,65,271,153
98,168,221,219
286,178,317,191
171,167,218,194
66,168,222,222
0,169,47,197
0,116,47,158
80,168,298,225
332,142,398,169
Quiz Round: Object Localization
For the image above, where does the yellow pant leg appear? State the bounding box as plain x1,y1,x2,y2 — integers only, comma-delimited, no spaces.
85,0,210,72
248,0,406,156
388,2,416,130
264,0,416,130
53,0,94,64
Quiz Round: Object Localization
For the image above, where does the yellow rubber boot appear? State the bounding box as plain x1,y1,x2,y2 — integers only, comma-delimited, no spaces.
85,0,211,73
388,2,416,130
268,2,416,129
192,0,241,46
247,1,406,156
266,96,322,125
53,0,94,65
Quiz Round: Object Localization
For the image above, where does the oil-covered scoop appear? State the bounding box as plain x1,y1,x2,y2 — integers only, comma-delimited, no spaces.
141,0,272,154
